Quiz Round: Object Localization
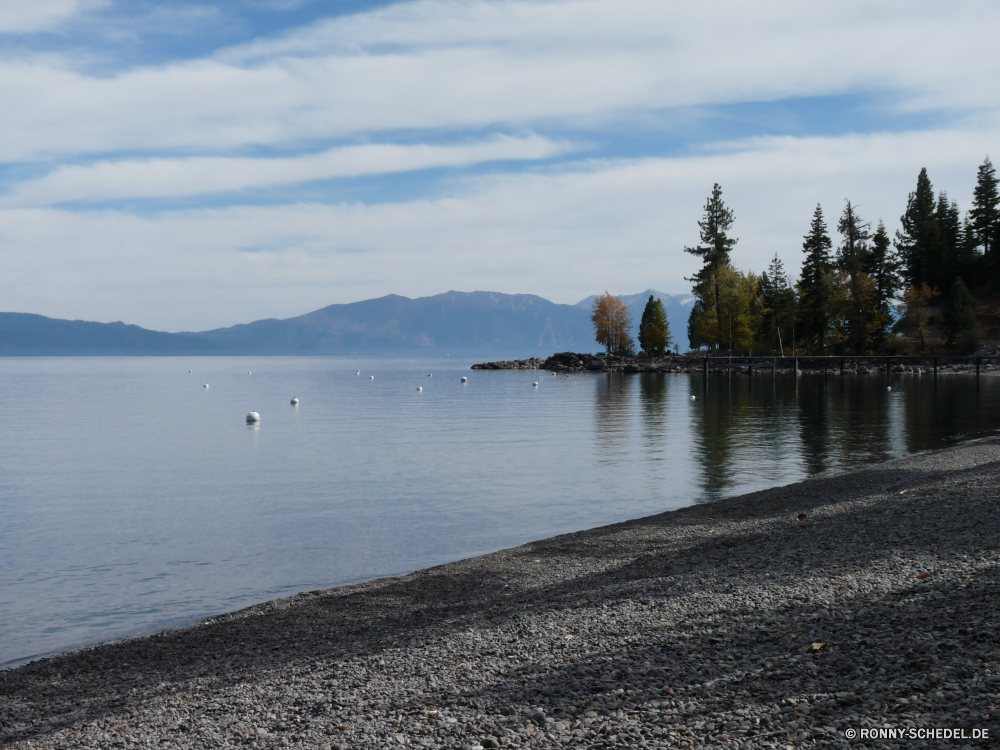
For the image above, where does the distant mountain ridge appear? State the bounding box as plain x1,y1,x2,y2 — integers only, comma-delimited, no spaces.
0,313,218,356
0,289,693,356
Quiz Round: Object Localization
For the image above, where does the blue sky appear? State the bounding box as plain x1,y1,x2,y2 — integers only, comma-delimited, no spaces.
0,0,997,331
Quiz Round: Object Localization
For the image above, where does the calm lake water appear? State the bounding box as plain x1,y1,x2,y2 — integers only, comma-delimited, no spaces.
2,356,999,667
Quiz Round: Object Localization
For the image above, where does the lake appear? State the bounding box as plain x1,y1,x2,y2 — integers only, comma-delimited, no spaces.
2,356,999,668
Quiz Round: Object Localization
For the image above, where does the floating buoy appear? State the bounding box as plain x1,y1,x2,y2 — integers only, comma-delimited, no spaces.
370,375,375,380
532,381,539,387
188,370,192,373
203,384,209,388
356,370,360,375
887,386,892,391
461,376,468,383
417,386,423,392
246,411,260,423
248,371,251,374
290,397,299,405
691,395,696,400
427,373,433,378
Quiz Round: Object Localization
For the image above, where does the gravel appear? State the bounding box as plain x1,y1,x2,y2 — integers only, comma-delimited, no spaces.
3,437,1000,749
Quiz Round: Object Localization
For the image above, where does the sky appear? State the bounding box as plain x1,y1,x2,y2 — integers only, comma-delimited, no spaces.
0,0,997,332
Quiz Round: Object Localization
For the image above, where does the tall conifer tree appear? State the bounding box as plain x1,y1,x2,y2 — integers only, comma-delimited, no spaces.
836,201,874,352
760,254,795,353
896,168,938,287
684,183,737,339
687,299,706,351
957,215,980,288
970,156,999,258
868,221,903,348
638,295,672,356
835,200,872,276
798,205,834,349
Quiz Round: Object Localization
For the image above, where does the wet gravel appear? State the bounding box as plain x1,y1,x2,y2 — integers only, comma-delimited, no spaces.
3,437,1000,749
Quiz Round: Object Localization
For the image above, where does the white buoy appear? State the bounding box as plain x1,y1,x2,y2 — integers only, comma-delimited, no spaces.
428,373,433,378
887,386,892,391
203,384,209,388
290,397,299,405
248,371,251,374
532,381,539,387
691,395,696,400
246,411,260,423
461,376,468,383
188,370,192,373
417,386,423,391
356,370,360,375
370,375,375,380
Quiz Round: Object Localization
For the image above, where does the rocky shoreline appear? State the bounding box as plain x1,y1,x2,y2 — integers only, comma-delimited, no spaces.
472,350,1000,376
3,438,1000,748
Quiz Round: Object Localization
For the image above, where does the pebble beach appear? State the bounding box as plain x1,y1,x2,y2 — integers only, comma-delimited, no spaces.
3,437,1000,749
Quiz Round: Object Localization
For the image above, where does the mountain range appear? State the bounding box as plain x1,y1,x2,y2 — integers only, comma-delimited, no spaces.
0,290,694,357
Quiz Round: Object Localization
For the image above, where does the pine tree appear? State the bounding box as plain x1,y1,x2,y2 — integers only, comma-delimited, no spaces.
797,205,835,349
924,192,961,290
687,299,706,351
970,156,1000,257
896,168,938,287
942,277,978,346
835,200,872,276
760,254,795,353
957,215,981,288
684,183,737,337
638,295,672,356
836,201,875,352
868,221,903,349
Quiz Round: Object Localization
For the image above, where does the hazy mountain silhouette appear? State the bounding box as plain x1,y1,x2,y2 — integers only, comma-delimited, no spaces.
0,289,693,356
0,313,217,356
194,291,595,356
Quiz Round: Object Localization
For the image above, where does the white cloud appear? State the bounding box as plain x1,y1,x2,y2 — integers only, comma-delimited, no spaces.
0,0,96,33
0,0,995,160
0,126,993,331
0,0,994,331
5,134,570,204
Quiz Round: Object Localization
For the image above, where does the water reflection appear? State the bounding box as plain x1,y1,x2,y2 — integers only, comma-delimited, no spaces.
594,372,633,461
6,357,1000,668
638,373,670,452
682,372,1000,499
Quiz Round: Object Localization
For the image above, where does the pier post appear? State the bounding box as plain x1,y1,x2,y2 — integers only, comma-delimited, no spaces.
748,356,753,378
976,357,981,379
933,357,938,377
772,357,776,379
840,357,845,376
703,357,708,379
885,356,890,379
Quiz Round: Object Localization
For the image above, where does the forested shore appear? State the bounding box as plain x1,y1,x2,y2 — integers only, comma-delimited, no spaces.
590,158,1000,360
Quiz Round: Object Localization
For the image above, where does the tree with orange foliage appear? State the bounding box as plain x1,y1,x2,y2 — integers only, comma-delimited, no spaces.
591,292,635,356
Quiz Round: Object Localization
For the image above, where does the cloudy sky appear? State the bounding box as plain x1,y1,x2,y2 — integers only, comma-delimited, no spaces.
0,0,997,331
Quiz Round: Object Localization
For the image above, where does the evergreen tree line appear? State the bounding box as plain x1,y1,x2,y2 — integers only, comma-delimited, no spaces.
684,157,999,355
